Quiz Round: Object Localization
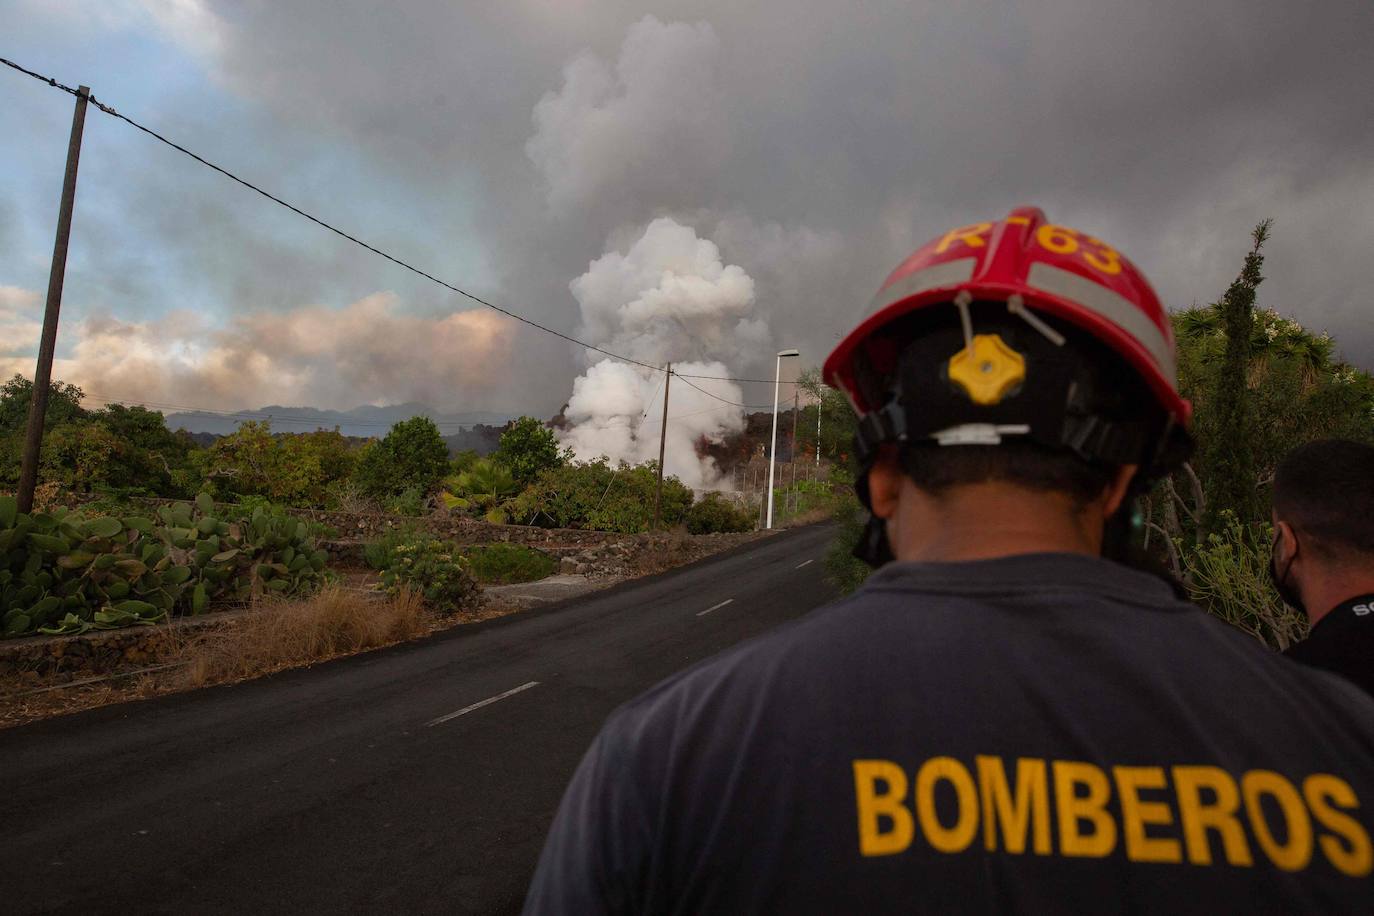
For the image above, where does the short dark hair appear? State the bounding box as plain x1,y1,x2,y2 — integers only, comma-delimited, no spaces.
1273,439,1374,561
899,441,1117,505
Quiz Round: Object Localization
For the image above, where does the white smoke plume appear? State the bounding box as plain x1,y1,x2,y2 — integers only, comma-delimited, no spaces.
560,218,769,490
526,16,729,216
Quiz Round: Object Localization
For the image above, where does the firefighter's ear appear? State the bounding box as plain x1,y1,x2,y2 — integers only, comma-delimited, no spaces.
1102,464,1139,518
867,445,904,521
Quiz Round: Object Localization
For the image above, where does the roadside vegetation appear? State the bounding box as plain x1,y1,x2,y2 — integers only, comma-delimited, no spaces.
1,492,327,639
176,586,429,688
0,380,784,644
461,544,558,585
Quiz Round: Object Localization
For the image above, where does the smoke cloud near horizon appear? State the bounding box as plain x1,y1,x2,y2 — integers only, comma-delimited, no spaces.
559,218,767,489
0,289,517,412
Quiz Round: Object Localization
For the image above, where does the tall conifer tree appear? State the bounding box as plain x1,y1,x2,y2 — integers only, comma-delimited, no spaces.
1201,220,1271,533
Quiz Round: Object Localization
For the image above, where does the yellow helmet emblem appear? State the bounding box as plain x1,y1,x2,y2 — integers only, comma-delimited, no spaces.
947,334,1026,405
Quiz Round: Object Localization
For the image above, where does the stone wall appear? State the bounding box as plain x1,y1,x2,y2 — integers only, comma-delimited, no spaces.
0,611,234,681
321,518,765,580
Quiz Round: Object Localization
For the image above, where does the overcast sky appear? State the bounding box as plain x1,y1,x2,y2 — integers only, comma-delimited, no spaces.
2,0,1371,417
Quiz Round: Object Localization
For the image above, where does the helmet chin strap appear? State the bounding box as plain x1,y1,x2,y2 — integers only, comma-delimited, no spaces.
854,513,895,568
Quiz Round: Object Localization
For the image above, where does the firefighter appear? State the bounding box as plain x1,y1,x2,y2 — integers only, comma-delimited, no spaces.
1273,438,1374,697
524,207,1374,914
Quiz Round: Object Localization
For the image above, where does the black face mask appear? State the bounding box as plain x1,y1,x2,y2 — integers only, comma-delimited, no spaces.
1269,531,1306,616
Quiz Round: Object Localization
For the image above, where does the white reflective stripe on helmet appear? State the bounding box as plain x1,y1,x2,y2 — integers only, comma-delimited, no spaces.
1027,262,1176,379
865,257,977,318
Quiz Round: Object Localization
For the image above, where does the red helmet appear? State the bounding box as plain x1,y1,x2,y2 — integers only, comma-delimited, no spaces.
824,206,1190,425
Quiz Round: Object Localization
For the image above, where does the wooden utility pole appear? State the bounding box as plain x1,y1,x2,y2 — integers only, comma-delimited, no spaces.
652,363,672,530
18,86,90,514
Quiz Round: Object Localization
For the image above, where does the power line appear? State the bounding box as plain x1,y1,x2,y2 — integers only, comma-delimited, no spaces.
667,403,747,422
0,55,81,95
673,374,770,410
1,57,664,370
675,372,799,385
640,369,667,422
1,56,805,387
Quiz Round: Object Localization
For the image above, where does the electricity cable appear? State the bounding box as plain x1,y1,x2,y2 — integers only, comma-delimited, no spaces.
674,372,797,384
673,375,770,410
1,56,798,386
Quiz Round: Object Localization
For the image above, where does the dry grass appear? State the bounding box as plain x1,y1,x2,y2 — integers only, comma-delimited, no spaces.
0,588,440,730
174,586,430,688
780,506,833,528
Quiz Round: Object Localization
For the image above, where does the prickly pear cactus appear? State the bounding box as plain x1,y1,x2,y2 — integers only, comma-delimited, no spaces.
0,493,330,638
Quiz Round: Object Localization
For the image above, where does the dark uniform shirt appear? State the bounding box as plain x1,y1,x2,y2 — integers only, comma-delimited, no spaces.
1286,593,1374,697
525,553,1374,914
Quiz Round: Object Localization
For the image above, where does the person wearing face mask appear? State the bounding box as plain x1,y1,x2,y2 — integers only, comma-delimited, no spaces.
1272,438,1374,697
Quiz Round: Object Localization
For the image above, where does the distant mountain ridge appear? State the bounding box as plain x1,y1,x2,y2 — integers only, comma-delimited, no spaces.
164,402,517,438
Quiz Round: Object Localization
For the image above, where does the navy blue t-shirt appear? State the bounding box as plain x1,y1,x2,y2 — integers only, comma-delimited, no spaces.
525,553,1374,914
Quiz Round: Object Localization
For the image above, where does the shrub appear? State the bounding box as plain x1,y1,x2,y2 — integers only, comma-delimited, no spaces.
441,458,519,519
507,459,692,533
450,449,481,475
494,417,571,486
363,526,421,570
685,494,755,534
371,533,480,614
1180,511,1308,650
353,416,451,502
386,487,428,517
825,491,872,595
461,544,557,584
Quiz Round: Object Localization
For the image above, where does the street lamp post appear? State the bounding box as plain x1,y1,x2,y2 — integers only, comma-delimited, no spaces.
766,348,800,529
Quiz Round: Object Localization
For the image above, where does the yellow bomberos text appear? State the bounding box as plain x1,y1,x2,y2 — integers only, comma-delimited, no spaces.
852,756,1371,877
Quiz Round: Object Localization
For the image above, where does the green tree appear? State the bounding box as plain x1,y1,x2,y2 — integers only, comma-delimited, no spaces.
494,416,570,486
1199,220,1270,531
275,429,356,505
0,375,91,489
353,416,451,501
200,424,360,506
39,422,119,490
94,404,198,495
797,368,859,468
0,374,88,434
199,420,277,498
684,493,755,534
508,459,693,533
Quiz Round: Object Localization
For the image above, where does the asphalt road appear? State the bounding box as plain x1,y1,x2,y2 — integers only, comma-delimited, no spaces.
1,523,839,915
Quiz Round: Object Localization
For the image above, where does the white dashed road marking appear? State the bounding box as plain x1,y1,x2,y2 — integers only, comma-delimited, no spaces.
795,559,815,569
426,681,540,727
697,598,734,617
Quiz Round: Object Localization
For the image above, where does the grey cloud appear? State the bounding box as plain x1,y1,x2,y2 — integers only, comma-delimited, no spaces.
22,0,1370,417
